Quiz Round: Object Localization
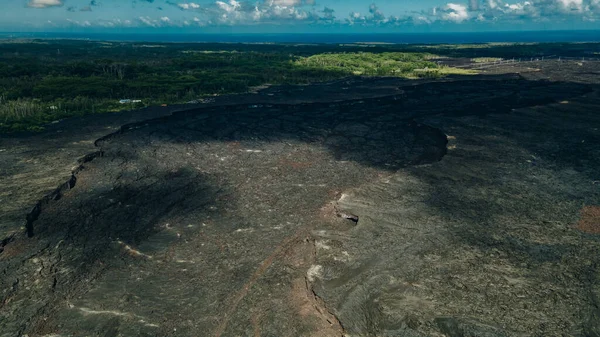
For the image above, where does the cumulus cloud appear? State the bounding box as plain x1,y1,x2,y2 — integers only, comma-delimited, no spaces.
178,2,200,10
138,14,191,27
369,3,386,21
347,3,420,25
65,17,132,28
469,0,481,10
27,0,63,8
421,0,600,23
171,0,600,27
66,18,91,26
216,0,241,13
441,3,469,22
38,0,600,28
269,0,316,5
139,16,161,26
168,0,323,25
321,6,335,22
474,0,600,22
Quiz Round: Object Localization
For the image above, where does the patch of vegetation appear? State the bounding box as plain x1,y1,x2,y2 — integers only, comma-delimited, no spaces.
294,52,438,76
412,66,478,77
471,57,504,63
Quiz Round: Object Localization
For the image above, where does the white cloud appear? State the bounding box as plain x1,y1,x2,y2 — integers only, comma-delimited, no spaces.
64,18,133,28
138,16,156,26
27,0,63,8
216,0,241,13
346,3,427,25
31,0,600,29
269,0,316,5
186,0,322,25
178,3,200,10
166,0,325,25
270,0,301,5
425,0,600,23
165,0,600,28
477,0,600,21
441,3,470,22
469,0,480,10
559,0,584,9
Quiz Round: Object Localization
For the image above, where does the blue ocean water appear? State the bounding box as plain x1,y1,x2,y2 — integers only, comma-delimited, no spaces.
1,30,599,44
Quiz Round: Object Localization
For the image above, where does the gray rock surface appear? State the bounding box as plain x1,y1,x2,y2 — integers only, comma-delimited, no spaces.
1,63,600,337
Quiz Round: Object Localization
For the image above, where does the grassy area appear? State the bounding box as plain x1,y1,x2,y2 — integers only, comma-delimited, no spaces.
411,66,478,77
471,57,504,63
294,52,438,76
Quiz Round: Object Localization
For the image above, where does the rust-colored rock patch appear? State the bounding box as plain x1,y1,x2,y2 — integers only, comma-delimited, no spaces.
0,237,34,260
576,206,600,234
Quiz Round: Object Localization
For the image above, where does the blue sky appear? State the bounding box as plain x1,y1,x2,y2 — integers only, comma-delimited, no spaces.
1,0,599,32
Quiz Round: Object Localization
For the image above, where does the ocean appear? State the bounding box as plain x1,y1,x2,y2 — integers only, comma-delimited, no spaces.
1,30,599,44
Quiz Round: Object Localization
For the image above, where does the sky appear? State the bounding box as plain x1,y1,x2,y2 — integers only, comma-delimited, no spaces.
1,0,599,33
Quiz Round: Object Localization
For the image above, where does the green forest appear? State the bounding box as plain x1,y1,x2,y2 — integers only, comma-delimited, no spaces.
1,39,598,132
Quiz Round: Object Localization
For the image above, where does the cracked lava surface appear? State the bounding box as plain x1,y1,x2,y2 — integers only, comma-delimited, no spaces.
2,62,600,336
